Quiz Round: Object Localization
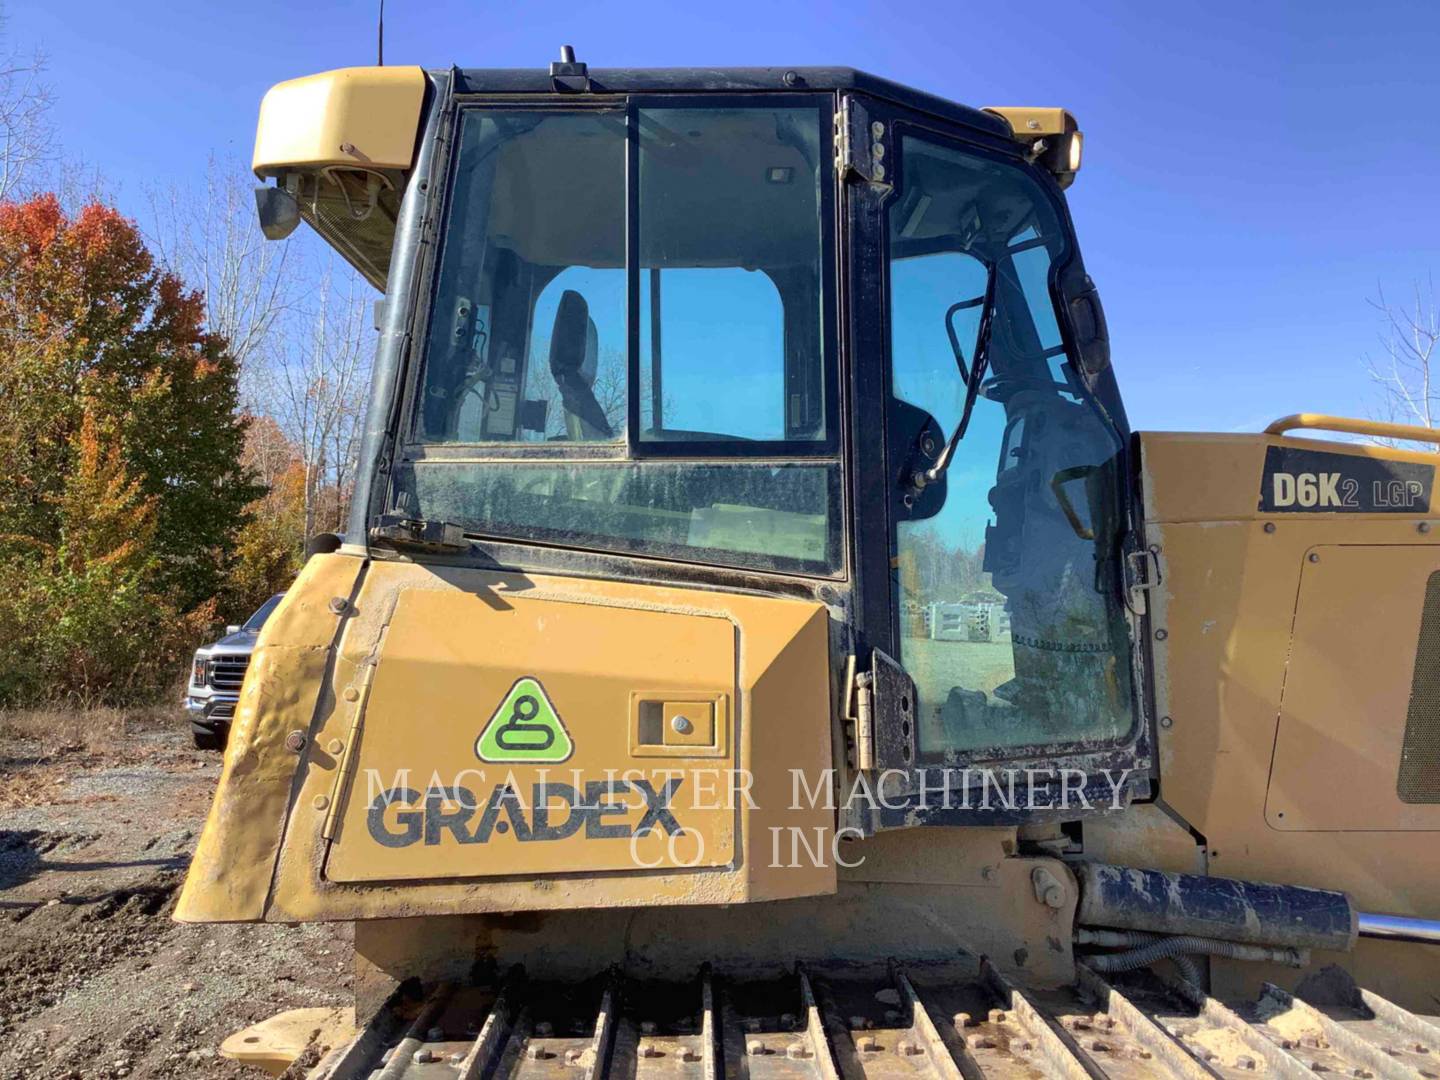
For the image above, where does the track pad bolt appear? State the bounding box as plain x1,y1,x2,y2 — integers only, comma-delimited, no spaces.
283,730,306,753
746,1041,767,1056
856,1037,880,1053
786,1044,812,1059
679,1048,700,1062
527,1045,553,1061
897,1041,923,1056
413,1049,438,1064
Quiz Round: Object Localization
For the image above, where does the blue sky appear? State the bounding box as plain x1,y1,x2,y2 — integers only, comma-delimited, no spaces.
12,0,1440,433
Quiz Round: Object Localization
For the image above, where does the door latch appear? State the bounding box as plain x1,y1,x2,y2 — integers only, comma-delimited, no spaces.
1124,546,1161,616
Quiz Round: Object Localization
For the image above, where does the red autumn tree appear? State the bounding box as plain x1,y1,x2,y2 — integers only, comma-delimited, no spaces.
0,194,257,609
0,195,253,704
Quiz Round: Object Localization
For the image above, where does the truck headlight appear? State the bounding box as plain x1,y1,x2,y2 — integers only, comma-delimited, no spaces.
192,656,208,687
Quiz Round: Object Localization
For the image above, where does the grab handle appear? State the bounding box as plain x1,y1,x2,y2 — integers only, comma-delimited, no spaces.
1265,413,1440,446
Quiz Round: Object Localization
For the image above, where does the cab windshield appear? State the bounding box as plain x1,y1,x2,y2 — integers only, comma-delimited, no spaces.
398,99,838,575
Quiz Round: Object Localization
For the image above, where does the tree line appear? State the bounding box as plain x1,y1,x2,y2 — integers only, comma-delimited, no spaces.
0,29,373,706
0,17,1435,708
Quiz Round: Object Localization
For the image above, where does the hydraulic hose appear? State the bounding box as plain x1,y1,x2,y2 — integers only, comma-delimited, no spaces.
1169,953,1203,988
1075,929,1204,985
1081,933,1307,973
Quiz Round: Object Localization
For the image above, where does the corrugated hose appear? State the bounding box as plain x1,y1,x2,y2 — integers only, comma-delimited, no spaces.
1078,929,1307,973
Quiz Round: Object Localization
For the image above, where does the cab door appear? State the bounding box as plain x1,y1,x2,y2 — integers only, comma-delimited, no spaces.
840,93,1151,827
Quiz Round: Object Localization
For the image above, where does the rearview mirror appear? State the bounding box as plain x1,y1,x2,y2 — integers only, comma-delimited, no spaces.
254,185,300,241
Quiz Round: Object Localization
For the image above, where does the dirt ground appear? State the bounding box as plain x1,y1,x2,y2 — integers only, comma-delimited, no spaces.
0,709,352,1080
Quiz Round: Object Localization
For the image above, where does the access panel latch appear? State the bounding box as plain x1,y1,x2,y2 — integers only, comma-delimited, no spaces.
1123,545,1161,616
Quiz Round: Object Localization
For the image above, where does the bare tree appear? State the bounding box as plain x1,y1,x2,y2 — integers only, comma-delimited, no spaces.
1366,279,1438,431
151,154,376,540
148,156,295,381
0,10,55,201
250,259,374,537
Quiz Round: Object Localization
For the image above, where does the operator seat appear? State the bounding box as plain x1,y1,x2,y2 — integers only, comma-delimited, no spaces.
549,290,613,440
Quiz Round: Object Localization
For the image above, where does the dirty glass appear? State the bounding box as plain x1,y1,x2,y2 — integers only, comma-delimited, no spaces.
888,134,1133,758
416,111,627,443
400,102,839,574
392,461,838,573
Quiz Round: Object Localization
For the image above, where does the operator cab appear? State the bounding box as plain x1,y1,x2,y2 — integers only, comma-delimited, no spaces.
255,61,1148,825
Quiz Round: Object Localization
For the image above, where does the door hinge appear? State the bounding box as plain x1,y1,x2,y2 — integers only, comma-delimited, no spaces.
846,649,917,775
1124,546,1161,616
833,97,890,185
851,666,876,771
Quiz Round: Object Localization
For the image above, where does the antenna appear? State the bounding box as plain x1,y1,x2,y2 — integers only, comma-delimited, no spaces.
377,0,385,66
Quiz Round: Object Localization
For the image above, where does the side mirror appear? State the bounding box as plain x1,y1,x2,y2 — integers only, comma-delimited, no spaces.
225,624,241,635
255,185,300,241
1060,267,1110,377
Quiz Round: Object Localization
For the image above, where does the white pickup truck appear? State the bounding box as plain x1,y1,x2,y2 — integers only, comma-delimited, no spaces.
182,593,283,749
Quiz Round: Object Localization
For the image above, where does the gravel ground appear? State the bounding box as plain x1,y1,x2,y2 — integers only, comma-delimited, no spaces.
0,714,352,1079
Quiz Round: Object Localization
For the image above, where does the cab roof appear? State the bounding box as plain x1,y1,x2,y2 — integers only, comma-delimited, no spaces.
449,65,1011,141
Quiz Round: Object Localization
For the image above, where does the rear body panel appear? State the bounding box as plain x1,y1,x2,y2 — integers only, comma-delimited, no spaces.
177,552,836,922
1140,430,1440,1004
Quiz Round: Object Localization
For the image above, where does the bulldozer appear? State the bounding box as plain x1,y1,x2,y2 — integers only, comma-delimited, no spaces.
181,53,1440,1077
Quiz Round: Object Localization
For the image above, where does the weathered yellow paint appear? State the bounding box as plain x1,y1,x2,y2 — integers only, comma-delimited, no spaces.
1265,412,1440,445
982,106,1075,137
252,66,425,177
1268,544,1440,830
325,588,738,880
1140,429,1440,1006
175,553,365,922
219,1007,353,1075
349,829,1073,1015
180,557,835,922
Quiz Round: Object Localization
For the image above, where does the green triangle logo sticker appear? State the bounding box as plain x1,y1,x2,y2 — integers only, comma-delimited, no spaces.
475,677,574,763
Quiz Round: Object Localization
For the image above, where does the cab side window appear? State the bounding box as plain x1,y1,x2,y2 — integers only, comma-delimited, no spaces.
887,133,1133,758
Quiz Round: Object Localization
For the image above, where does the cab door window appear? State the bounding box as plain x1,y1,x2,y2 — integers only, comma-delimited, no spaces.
887,132,1134,758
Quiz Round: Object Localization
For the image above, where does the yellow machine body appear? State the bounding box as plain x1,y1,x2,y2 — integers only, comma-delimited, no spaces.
252,66,426,177
178,557,836,922
1140,423,1440,1000
197,63,1440,1076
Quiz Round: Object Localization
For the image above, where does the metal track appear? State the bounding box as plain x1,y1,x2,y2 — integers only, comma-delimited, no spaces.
307,963,1440,1080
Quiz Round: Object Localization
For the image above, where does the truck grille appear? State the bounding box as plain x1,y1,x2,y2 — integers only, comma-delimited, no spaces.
208,654,250,693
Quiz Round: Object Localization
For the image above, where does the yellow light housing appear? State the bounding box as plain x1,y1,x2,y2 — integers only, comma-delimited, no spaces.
982,106,1083,189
